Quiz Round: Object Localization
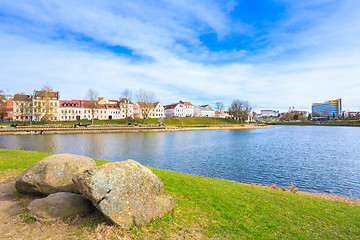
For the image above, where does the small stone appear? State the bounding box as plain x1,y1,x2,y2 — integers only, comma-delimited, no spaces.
28,192,93,221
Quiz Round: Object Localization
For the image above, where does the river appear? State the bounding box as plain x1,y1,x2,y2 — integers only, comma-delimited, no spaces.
0,125,359,197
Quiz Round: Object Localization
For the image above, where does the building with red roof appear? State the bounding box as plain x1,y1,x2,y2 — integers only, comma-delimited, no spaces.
215,110,230,118
60,99,122,121
164,100,194,117
0,95,13,120
134,102,165,119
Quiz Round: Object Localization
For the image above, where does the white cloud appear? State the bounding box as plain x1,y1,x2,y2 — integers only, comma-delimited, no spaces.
0,0,360,112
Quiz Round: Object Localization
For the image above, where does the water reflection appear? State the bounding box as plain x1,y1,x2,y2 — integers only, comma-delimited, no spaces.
0,126,359,197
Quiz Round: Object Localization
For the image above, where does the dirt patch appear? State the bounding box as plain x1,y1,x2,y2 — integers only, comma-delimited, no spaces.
0,178,79,239
0,178,207,239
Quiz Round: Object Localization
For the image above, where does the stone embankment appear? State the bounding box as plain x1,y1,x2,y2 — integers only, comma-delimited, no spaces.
0,124,270,135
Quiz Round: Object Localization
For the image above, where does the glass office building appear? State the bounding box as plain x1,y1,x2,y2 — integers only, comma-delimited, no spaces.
312,99,342,117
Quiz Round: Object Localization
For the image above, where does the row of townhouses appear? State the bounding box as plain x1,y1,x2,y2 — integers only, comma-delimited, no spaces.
2,90,233,121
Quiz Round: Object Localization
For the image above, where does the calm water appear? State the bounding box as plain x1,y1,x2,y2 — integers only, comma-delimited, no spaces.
0,125,359,197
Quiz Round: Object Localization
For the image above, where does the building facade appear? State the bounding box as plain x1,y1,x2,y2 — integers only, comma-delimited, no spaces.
0,95,13,120
215,110,230,118
12,94,33,121
194,105,215,117
118,98,134,119
33,90,60,121
59,100,85,121
312,99,342,118
60,99,123,121
164,101,194,117
134,102,165,119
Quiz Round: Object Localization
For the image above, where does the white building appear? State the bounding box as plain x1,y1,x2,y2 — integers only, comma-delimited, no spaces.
194,105,215,117
96,103,122,120
215,110,230,118
118,98,135,119
12,94,33,121
164,101,194,117
96,97,134,119
135,102,165,119
60,100,122,121
59,100,84,121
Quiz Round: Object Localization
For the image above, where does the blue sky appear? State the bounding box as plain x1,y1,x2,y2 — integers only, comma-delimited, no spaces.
0,0,359,112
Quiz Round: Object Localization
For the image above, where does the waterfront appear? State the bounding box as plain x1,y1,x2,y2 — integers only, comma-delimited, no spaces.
0,125,359,197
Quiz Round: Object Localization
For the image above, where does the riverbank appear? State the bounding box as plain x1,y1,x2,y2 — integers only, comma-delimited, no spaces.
0,117,240,126
0,149,359,239
266,119,360,127
0,124,270,135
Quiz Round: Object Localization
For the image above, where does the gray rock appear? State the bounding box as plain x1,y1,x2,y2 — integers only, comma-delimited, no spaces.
15,154,96,195
72,160,175,229
28,192,93,221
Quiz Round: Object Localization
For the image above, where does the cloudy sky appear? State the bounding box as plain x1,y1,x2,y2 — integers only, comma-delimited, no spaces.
0,0,359,112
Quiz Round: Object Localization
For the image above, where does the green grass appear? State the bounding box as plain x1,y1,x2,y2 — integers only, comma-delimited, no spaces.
0,117,240,126
1,148,359,239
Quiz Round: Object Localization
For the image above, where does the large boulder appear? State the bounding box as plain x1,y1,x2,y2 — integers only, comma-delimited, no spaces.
15,154,96,195
72,160,175,229
28,192,93,221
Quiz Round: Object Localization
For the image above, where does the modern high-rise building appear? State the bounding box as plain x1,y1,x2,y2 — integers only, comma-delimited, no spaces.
312,99,342,118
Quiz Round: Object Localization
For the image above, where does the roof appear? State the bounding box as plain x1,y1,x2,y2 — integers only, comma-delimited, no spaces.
13,94,32,101
164,103,178,109
59,100,82,107
97,104,120,109
179,100,193,106
105,104,119,109
71,99,96,108
198,105,214,111
34,91,59,99
137,102,159,108
119,98,134,105
215,110,229,114
164,100,192,109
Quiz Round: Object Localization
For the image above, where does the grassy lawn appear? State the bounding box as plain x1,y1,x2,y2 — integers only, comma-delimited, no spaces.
0,117,240,126
1,148,359,239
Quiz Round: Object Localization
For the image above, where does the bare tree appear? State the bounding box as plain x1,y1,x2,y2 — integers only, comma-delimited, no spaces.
121,89,133,124
35,85,56,122
136,89,155,124
86,88,99,125
215,102,224,111
228,100,251,123
214,101,224,125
